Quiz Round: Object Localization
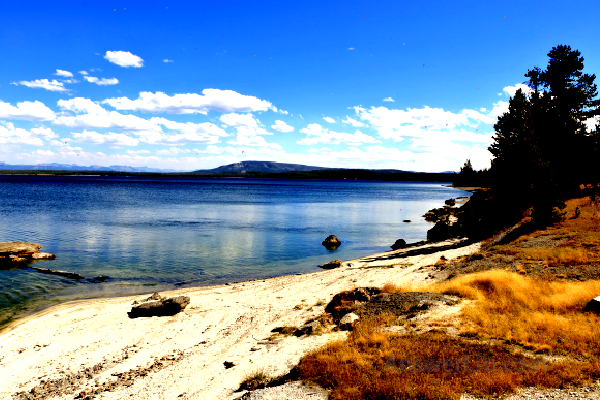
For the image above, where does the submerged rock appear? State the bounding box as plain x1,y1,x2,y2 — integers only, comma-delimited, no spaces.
322,235,341,250
30,267,84,280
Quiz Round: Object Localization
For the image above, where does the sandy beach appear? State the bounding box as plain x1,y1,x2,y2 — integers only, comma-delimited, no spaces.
0,237,481,400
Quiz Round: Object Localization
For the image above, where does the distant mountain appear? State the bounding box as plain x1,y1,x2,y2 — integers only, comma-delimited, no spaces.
0,162,186,173
193,160,455,174
193,160,331,174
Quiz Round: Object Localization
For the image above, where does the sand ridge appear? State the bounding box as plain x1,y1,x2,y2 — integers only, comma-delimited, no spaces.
0,237,481,400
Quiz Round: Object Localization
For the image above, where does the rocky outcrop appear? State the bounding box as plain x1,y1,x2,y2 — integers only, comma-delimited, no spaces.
30,267,84,280
325,287,382,322
359,292,460,319
322,235,341,249
128,293,190,318
324,287,460,326
319,260,342,269
391,239,407,250
0,242,56,267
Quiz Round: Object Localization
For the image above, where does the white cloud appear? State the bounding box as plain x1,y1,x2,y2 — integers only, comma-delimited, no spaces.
271,120,294,133
71,130,139,146
53,111,161,136
219,113,258,128
33,149,55,156
0,122,44,146
480,107,486,112
61,79,79,84
104,51,144,68
84,76,119,86
0,100,56,121
383,97,394,102
352,105,499,142
342,116,364,127
279,110,288,115
30,126,59,139
227,135,282,149
54,69,73,77
487,101,509,122
127,149,151,155
11,79,70,92
102,89,273,115
298,123,380,146
323,116,335,123
156,147,191,155
503,83,533,97
58,98,108,115
163,59,174,63
79,71,89,75
149,117,229,144
348,47,355,50
585,116,600,132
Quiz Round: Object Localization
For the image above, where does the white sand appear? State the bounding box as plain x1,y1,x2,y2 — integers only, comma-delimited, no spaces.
0,238,481,400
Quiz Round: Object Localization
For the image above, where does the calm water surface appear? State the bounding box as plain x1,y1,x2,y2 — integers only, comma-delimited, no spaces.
0,176,469,330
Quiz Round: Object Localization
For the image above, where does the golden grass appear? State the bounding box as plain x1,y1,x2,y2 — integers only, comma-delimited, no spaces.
410,269,600,356
299,270,600,400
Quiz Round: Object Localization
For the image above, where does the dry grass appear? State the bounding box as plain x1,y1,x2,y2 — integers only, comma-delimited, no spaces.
296,192,600,399
299,270,600,400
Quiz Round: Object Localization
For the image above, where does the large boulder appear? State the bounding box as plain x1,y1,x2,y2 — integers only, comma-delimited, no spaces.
391,239,407,250
128,293,190,318
322,235,341,250
584,296,600,314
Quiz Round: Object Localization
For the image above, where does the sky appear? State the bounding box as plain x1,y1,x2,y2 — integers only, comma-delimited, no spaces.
2,0,600,173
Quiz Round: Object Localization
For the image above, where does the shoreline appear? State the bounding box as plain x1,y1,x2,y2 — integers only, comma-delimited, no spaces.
0,237,481,400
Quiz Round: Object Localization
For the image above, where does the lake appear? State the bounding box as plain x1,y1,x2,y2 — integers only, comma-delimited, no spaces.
0,175,469,330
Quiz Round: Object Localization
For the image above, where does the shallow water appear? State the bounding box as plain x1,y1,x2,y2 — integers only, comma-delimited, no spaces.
0,175,469,330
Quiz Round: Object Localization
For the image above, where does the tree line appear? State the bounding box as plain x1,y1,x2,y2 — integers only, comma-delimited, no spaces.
454,45,600,227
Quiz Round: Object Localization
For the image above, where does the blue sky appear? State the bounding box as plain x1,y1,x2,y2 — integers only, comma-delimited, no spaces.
2,0,599,172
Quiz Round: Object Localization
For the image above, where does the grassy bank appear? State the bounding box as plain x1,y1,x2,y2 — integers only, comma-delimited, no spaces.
292,192,600,399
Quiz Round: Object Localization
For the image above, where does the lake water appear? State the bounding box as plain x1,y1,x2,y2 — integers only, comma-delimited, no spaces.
0,176,469,331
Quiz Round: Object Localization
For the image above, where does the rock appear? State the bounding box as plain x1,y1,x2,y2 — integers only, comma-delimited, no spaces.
319,260,342,269
0,242,42,254
223,361,235,369
127,295,190,318
403,220,411,222
325,287,381,321
93,276,107,282
427,220,456,241
30,267,84,280
0,242,56,267
445,198,456,206
339,313,359,330
391,239,407,250
322,235,341,249
31,252,56,260
584,296,600,314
